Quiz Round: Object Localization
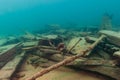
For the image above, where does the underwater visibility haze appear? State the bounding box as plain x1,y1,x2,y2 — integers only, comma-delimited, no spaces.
0,0,120,35
1,0,120,80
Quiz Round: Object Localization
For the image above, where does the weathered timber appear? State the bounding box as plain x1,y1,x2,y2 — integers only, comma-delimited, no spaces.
26,35,105,80
99,30,120,46
67,37,91,55
49,54,64,62
39,46,57,50
0,43,22,68
67,38,82,54
67,59,115,66
39,48,61,55
78,66,120,80
38,38,63,47
22,46,57,51
0,51,26,80
23,41,38,47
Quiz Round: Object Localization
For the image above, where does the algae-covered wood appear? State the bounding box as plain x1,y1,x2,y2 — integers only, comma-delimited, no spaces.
99,30,120,46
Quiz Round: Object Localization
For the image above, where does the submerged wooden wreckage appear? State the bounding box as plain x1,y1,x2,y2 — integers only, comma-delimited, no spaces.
0,30,120,80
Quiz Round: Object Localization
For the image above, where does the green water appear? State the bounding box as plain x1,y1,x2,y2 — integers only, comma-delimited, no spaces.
0,0,120,35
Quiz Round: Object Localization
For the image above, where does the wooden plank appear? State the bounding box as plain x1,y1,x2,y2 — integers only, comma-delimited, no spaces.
67,59,114,66
78,66,120,80
26,35,105,80
0,51,25,80
0,43,22,68
99,30,120,46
